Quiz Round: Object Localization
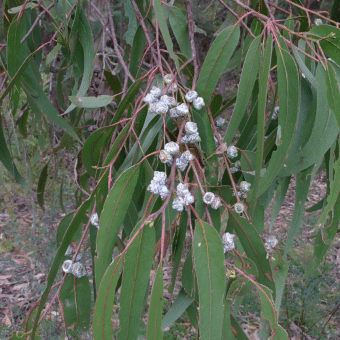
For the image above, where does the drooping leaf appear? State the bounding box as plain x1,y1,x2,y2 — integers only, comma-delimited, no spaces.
196,25,240,105
325,62,340,129
37,163,48,210
93,255,123,340
147,264,164,340
69,95,114,109
118,223,155,340
225,35,262,144
60,275,91,337
95,164,141,290
193,220,226,340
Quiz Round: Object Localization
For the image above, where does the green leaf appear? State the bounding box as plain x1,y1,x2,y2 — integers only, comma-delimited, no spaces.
225,35,262,144
7,2,38,13
325,62,340,129
278,64,339,176
118,223,155,340
196,25,240,105
193,220,226,340
0,116,26,187
63,9,95,114
153,0,180,73
284,166,314,257
60,275,91,337
93,255,123,340
168,6,192,58
161,289,193,330
68,95,114,109
259,41,300,195
228,213,275,292
37,163,48,210
309,25,340,67
31,197,94,339
147,264,164,340
95,164,141,290
124,0,138,45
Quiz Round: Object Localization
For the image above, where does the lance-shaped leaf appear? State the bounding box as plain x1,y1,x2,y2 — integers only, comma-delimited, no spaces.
69,95,114,109
161,289,193,330
228,212,275,293
193,220,226,340
259,40,300,195
95,164,141,290
225,35,262,144
278,64,339,176
60,275,91,337
63,10,95,114
93,255,123,340
168,6,192,58
147,264,164,340
118,223,155,340
196,25,240,105
325,62,340,129
153,0,180,73
37,163,48,210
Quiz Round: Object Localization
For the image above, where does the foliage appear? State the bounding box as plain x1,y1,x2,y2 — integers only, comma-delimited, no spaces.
1,0,340,339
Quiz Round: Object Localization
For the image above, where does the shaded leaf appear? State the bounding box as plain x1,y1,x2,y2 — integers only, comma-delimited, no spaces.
69,95,114,109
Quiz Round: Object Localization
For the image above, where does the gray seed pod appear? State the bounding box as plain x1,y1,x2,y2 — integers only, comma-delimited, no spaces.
176,158,188,172
211,197,221,210
176,103,189,115
240,181,251,192
147,180,161,195
62,260,73,273
167,83,178,94
185,122,198,135
159,150,173,165
150,86,162,98
155,102,169,115
160,95,176,107
143,93,158,104
203,192,215,205
215,117,226,127
227,145,238,159
183,193,195,206
234,202,245,214
153,171,167,184
91,213,99,227
159,185,170,199
185,90,198,103
169,107,181,118
164,142,179,155
148,103,158,114
176,183,190,197
265,236,278,251
65,245,73,256
164,74,173,84
172,196,185,211
193,97,205,110
222,232,235,252
182,150,194,162
72,262,87,278
272,106,279,120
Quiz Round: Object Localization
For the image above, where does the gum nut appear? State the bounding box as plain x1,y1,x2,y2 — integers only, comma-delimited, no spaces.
182,150,194,162
185,122,198,135
234,202,245,214
240,181,251,192
222,232,235,252
150,86,162,98
62,260,73,273
159,150,173,164
155,102,169,115
164,74,173,84
169,107,180,118
148,103,157,114
159,185,170,199
185,90,198,103
164,142,179,155
211,197,221,209
183,193,195,206
172,196,185,211
193,97,205,110
143,93,158,104
177,183,189,196
189,132,201,143
153,171,167,184
203,192,215,205
227,145,238,159
181,135,190,144
160,95,177,107
167,83,178,93
176,158,188,172
215,117,226,127
147,180,161,195
91,213,99,227
72,262,87,278
265,236,278,250
176,103,189,115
